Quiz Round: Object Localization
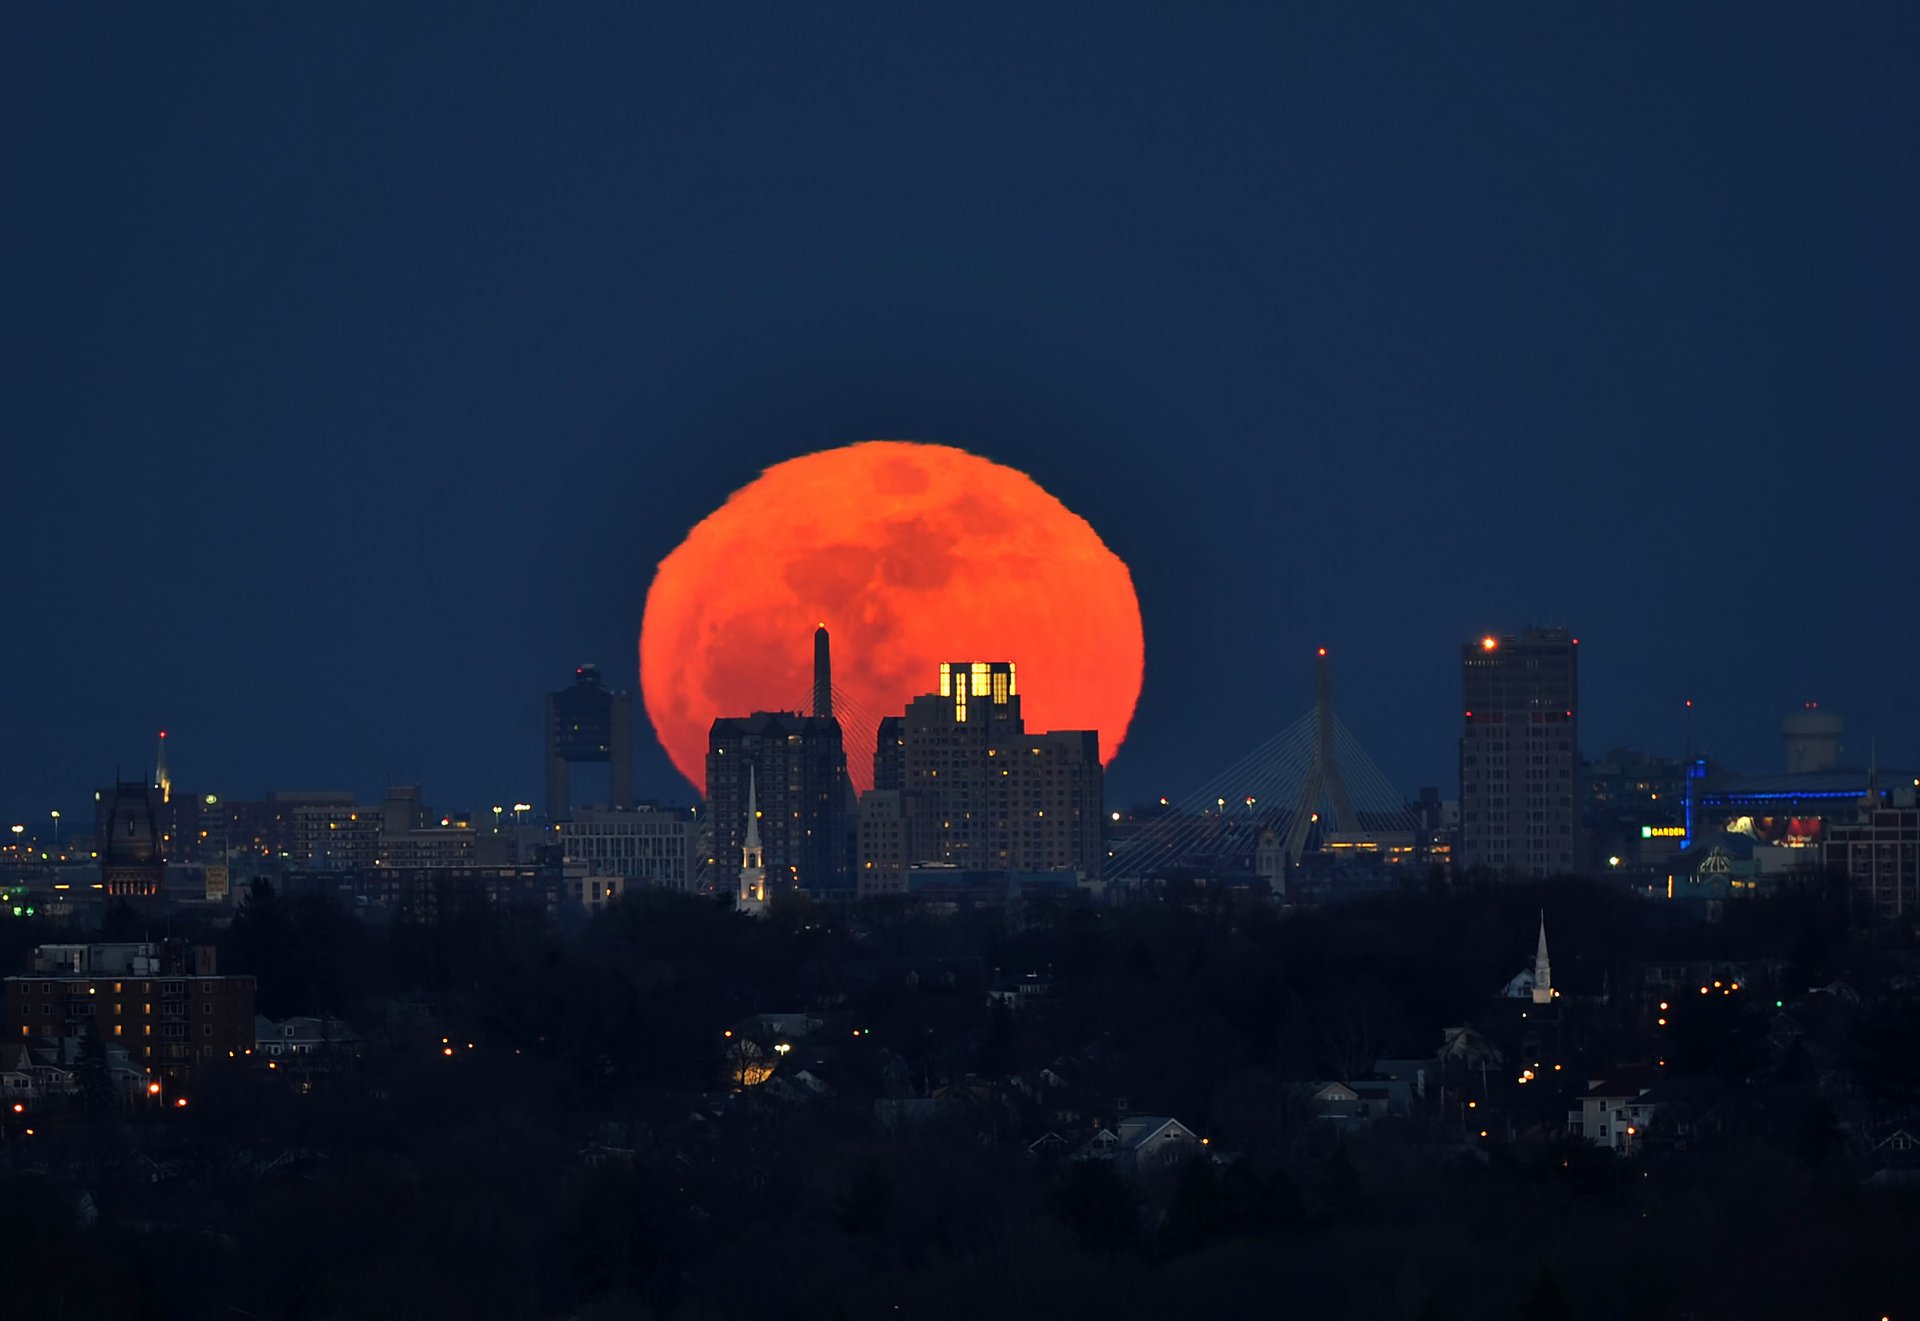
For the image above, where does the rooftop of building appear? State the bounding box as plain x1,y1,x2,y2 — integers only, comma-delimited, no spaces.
1701,770,1911,799
710,711,844,737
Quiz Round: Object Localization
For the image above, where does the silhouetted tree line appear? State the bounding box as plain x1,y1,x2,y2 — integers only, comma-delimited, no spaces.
0,874,1915,1320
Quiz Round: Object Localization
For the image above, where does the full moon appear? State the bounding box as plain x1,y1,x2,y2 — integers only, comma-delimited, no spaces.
640,441,1144,794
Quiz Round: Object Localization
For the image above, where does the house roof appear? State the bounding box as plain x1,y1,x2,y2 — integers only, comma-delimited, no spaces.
1115,1116,1197,1151
1582,1065,1663,1100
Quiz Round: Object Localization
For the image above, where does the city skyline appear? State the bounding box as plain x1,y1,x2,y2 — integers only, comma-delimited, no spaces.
0,621,1906,829
6,10,1918,1318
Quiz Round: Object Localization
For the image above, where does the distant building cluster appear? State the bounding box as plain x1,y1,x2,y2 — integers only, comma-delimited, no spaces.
703,633,1105,913
2,620,1916,929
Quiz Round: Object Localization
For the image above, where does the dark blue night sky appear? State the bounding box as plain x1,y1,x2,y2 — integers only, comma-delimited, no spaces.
4,4,1915,819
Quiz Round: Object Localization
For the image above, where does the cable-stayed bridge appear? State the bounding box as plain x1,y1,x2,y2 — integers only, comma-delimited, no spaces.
1106,650,1421,882
777,681,883,785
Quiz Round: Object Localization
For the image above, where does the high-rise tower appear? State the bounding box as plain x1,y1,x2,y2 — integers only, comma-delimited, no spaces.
707,710,849,896
545,665,634,821
1460,627,1579,876
862,660,1101,888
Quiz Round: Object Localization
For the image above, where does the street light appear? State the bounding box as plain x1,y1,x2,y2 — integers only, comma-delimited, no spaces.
49,810,60,851
491,806,503,833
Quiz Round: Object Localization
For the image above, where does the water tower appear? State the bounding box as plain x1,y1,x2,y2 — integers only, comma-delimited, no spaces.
1782,703,1842,773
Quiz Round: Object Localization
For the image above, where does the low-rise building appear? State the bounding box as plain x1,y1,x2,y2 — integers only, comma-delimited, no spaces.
558,806,696,893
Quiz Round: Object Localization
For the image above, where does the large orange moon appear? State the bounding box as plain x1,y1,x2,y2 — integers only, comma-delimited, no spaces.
639,440,1144,794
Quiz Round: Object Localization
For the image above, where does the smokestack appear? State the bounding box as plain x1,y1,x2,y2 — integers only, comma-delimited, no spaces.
813,625,832,719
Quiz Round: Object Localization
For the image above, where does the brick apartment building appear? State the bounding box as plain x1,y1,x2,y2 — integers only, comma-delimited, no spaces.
3,941,256,1085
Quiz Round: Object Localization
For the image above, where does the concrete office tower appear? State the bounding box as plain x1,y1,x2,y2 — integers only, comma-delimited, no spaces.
813,625,833,719
545,665,634,821
1460,627,1579,877
1783,704,1843,773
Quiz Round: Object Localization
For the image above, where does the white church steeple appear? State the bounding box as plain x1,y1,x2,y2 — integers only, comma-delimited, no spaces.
1531,911,1553,1005
738,764,767,916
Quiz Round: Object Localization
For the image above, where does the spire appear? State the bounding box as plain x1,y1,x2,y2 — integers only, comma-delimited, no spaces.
738,764,767,914
155,730,171,805
812,624,832,719
1532,912,1553,1005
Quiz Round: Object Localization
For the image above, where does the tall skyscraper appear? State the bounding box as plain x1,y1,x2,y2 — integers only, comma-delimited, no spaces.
1460,627,1579,876
707,711,849,897
861,660,1102,894
545,665,634,821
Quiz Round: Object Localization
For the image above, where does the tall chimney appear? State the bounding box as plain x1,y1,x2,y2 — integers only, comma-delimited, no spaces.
813,625,832,719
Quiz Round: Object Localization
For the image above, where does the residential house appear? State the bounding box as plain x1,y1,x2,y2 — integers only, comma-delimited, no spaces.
254,1015,360,1060
1112,1115,1206,1175
1569,1065,1664,1151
